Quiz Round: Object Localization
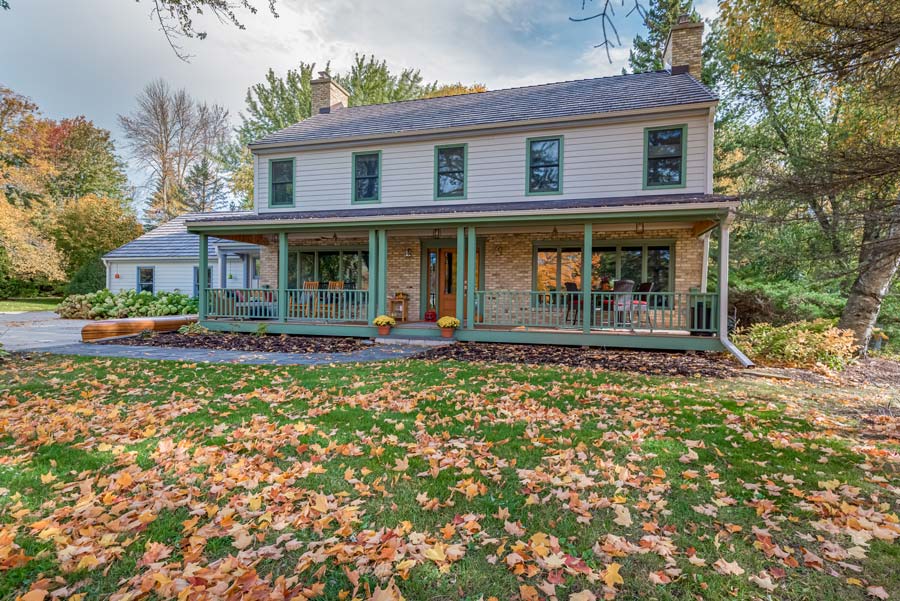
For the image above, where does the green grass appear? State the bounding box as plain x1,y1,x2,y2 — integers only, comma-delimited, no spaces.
0,354,896,600
0,298,60,313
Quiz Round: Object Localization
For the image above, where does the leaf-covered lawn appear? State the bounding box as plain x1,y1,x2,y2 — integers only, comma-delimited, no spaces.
0,355,897,601
0,299,60,313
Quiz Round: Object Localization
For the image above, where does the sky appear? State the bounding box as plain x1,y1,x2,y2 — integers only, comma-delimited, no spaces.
0,0,717,205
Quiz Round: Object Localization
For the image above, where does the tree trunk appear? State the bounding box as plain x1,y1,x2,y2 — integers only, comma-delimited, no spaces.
838,204,900,353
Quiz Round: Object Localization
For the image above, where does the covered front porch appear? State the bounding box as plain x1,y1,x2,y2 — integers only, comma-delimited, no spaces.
189,207,737,354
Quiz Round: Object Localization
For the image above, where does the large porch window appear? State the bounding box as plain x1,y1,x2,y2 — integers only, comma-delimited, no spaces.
286,249,370,289
534,243,672,292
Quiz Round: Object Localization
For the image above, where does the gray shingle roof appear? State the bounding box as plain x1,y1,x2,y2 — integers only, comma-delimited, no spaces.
104,212,251,259
187,194,735,226
252,71,717,148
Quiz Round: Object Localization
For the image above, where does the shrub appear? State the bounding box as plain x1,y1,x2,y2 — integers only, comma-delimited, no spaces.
178,322,209,335
66,257,106,295
56,289,198,320
732,319,858,371
730,279,846,327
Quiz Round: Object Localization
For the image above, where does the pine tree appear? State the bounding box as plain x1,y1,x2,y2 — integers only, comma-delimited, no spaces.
626,0,699,74
184,156,227,213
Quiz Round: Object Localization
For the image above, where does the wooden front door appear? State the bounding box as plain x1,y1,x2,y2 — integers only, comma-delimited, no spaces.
437,248,458,318
424,246,479,319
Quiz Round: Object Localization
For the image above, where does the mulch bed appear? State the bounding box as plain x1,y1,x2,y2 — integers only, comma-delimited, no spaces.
97,332,371,354
420,342,737,378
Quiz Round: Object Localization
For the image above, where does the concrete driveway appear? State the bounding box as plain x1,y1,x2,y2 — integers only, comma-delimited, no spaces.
0,311,91,351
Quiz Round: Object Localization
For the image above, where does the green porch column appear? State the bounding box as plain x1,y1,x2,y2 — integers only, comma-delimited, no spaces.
455,226,465,320
466,226,476,329
377,229,387,316
368,229,378,323
717,220,730,337
278,232,288,322
198,233,208,320
582,222,592,333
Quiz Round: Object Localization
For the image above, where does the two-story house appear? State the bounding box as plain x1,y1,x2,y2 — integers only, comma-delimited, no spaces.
186,18,750,363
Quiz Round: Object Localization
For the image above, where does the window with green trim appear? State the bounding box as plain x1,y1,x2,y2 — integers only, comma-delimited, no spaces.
435,145,466,199
527,137,562,194
645,127,685,187
533,243,672,293
353,152,380,203
269,159,294,206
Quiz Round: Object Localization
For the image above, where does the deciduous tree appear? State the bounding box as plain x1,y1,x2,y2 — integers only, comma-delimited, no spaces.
51,194,143,275
719,0,900,350
119,79,228,224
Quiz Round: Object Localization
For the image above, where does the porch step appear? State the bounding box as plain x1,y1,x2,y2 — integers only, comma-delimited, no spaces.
375,336,456,347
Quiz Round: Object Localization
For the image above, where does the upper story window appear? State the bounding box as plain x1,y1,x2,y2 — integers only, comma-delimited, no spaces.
269,158,295,207
434,144,467,200
353,151,381,203
527,136,563,195
644,125,686,188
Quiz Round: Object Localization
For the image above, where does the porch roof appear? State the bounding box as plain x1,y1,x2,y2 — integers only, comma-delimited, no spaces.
186,193,737,231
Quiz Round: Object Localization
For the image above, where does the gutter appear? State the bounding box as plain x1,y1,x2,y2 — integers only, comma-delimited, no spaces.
185,201,740,231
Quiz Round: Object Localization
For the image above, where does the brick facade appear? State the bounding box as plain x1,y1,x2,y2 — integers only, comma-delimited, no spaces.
255,226,706,320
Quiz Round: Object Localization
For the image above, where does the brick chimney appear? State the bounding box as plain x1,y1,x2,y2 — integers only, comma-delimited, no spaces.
663,15,703,79
311,71,350,114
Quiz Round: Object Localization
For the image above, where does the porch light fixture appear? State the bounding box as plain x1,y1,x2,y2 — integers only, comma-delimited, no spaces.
404,248,412,258
552,226,558,236
432,228,440,238
636,223,645,234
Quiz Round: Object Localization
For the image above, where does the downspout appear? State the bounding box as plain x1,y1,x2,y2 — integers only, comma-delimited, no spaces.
717,213,753,366
102,258,111,290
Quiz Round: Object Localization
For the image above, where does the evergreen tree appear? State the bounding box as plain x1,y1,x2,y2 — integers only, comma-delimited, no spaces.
184,156,227,213
626,0,699,74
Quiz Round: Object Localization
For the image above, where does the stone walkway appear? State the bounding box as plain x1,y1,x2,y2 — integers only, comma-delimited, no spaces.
18,341,427,365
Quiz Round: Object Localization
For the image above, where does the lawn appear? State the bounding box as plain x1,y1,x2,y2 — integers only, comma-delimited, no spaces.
0,298,59,313
0,355,897,601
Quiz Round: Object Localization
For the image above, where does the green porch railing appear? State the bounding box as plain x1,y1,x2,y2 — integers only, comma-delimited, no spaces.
206,288,277,319
588,291,719,333
285,289,369,322
475,290,719,333
205,288,369,322
476,290,583,330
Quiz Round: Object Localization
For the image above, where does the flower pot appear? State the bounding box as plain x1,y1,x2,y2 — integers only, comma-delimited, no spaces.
377,325,391,336
440,327,455,338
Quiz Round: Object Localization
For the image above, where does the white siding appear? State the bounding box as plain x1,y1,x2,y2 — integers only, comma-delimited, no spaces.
254,112,712,213
105,258,244,294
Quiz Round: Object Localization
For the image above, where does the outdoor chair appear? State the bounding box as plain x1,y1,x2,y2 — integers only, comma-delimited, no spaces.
631,282,655,331
597,280,635,329
563,281,583,325
323,281,345,319
296,281,320,318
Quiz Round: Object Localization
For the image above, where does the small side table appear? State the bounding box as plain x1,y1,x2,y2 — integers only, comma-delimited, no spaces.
388,297,408,322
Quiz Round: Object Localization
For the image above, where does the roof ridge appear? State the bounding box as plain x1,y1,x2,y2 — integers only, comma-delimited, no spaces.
325,70,675,113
